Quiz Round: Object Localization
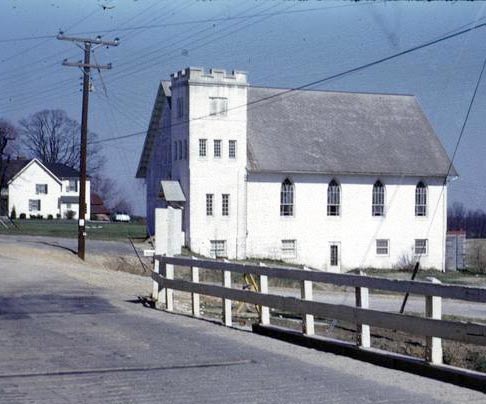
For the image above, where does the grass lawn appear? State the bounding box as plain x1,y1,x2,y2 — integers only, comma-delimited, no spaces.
0,220,147,241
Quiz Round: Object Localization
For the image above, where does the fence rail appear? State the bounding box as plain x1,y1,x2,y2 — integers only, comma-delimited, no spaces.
152,255,486,366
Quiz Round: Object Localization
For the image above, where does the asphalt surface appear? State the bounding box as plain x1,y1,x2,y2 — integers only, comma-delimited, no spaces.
0,241,485,403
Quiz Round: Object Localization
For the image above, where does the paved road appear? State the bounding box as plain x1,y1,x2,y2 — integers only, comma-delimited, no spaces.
0,242,484,403
0,234,146,257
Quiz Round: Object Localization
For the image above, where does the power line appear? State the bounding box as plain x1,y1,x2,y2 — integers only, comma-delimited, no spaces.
90,19,486,145
0,2,366,44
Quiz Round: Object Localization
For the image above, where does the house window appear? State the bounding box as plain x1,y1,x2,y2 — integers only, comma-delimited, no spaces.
280,178,294,216
222,194,230,216
36,184,48,194
415,239,428,255
66,203,72,209
372,180,385,216
210,240,227,258
214,139,222,158
415,181,427,216
330,244,339,267
176,97,183,119
174,142,178,161
199,139,207,157
206,194,213,216
184,140,188,159
281,239,296,258
228,140,237,159
29,199,41,212
209,97,228,116
66,180,77,192
376,239,389,255
178,140,183,160
327,179,340,216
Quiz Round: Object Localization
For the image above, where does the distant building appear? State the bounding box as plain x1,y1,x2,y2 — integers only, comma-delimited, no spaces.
90,192,110,221
136,67,456,272
0,158,90,219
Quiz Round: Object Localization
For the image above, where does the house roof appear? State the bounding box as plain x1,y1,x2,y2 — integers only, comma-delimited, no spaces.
2,159,80,184
43,162,80,179
135,81,171,178
246,86,456,177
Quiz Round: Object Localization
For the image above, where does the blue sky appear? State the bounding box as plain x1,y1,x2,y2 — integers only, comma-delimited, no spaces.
1,0,486,215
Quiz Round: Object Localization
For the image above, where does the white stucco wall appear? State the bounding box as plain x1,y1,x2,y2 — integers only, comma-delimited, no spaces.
172,68,248,258
245,173,447,271
8,162,62,218
7,161,90,219
146,68,448,272
59,179,91,219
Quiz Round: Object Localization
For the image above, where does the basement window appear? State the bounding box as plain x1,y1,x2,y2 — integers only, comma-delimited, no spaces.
281,239,297,258
376,239,389,255
210,240,227,258
415,239,428,255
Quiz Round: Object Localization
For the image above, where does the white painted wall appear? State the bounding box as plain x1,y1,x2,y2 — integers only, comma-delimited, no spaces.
8,162,61,218
246,173,447,271
59,179,91,219
147,67,448,272
7,161,90,219
170,68,248,258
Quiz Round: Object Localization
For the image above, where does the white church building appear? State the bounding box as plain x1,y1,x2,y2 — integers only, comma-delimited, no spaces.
136,67,456,272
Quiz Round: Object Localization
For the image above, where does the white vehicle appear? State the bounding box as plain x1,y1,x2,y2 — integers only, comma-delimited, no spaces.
112,212,131,222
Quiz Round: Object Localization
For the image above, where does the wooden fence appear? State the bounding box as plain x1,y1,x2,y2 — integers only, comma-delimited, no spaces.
151,255,486,366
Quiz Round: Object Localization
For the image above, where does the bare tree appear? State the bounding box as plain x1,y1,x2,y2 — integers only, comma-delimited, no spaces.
0,119,18,186
91,174,133,215
19,109,104,174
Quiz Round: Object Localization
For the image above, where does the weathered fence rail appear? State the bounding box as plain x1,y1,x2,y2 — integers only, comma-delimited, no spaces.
152,255,486,367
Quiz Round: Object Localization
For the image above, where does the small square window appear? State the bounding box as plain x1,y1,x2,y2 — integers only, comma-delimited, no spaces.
281,239,296,258
376,239,389,255
229,140,236,159
29,199,41,212
67,180,77,192
414,239,428,255
206,194,213,216
210,240,227,258
36,184,48,194
199,139,207,157
214,139,222,158
209,97,228,116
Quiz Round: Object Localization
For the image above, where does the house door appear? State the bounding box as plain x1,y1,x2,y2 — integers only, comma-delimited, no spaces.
329,242,341,272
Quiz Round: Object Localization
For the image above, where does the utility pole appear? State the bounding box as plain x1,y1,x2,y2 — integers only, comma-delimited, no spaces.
57,32,119,260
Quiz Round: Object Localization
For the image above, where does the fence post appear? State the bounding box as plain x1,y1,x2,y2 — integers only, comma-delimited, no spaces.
300,267,314,335
165,262,174,312
425,277,443,364
222,262,232,327
355,270,370,348
191,257,200,318
152,257,161,302
259,263,270,325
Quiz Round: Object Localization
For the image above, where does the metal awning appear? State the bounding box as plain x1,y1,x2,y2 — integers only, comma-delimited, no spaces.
160,180,186,203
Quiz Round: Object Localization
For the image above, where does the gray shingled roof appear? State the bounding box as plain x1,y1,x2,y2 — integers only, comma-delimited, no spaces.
247,87,456,177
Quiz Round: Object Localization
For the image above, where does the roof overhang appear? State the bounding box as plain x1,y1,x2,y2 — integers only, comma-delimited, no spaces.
160,180,185,208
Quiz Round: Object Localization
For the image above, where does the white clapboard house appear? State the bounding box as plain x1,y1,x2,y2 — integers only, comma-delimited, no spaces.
136,67,456,271
1,158,90,219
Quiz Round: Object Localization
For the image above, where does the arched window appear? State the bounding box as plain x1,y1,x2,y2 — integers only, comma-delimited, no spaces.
372,180,385,216
415,181,427,216
327,179,340,216
280,178,294,216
